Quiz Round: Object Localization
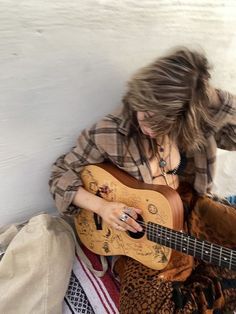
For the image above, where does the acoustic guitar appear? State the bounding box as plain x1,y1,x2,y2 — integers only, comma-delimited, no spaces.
74,163,236,271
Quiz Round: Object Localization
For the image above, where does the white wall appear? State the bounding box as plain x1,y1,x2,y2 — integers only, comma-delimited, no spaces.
0,0,236,227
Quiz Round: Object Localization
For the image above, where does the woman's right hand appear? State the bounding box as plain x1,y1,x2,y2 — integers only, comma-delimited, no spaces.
73,186,143,233
97,200,143,233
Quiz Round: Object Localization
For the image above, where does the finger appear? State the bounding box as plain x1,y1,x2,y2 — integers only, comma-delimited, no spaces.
115,215,142,233
123,206,136,218
127,217,143,232
123,206,142,217
123,206,142,219
114,217,138,233
120,209,143,232
132,207,142,215
112,222,126,232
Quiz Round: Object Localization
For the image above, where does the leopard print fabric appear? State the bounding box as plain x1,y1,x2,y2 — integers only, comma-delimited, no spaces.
117,257,197,314
117,256,234,314
115,194,236,314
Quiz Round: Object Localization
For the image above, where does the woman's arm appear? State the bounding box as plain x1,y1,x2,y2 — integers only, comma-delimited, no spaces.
49,127,105,215
208,88,236,150
73,186,142,232
49,122,143,232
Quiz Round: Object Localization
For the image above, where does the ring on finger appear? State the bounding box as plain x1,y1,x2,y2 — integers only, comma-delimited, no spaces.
119,213,129,223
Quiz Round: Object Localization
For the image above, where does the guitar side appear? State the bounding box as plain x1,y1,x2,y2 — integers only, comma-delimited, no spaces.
74,163,184,270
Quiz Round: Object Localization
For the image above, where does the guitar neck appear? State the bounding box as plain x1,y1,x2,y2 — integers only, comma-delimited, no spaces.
147,222,236,271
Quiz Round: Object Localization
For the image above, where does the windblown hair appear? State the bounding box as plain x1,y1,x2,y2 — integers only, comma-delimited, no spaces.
123,47,215,152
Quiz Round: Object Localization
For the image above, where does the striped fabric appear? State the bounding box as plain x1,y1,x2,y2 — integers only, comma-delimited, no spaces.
63,246,120,314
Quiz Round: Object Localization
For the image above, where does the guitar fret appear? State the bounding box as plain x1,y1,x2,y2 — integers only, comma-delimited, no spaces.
146,222,236,272
186,235,195,256
219,246,223,267
174,229,177,250
181,233,189,254
209,243,213,263
229,249,233,269
158,225,161,244
164,227,167,247
221,247,231,269
180,233,184,252
147,224,156,242
187,235,190,255
201,241,204,260
182,235,187,253
157,226,160,243
194,237,197,257
169,232,173,246
202,242,211,263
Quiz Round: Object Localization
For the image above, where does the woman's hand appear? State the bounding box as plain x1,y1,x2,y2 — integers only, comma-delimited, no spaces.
73,186,143,232
97,200,143,233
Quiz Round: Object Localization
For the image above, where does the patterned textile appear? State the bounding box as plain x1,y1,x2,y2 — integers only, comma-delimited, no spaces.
114,191,236,314
63,246,119,314
64,271,95,314
49,90,236,215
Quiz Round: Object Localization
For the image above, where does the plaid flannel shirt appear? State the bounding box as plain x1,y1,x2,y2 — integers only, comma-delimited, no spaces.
49,90,236,215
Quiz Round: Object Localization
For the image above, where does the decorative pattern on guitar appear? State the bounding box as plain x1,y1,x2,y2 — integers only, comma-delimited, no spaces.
75,163,236,271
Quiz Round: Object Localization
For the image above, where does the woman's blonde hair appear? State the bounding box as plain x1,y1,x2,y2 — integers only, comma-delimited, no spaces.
123,47,215,151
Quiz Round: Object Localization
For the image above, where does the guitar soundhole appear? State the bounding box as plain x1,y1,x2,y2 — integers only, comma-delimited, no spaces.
127,214,145,239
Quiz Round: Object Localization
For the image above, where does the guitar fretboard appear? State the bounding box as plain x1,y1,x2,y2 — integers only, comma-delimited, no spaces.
147,222,236,271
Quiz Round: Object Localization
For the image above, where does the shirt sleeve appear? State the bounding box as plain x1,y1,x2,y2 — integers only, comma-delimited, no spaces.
49,125,105,215
214,89,236,151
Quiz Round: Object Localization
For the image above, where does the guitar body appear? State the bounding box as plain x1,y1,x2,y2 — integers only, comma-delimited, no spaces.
75,163,184,270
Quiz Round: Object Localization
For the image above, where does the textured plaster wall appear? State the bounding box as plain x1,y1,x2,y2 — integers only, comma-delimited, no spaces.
0,0,236,226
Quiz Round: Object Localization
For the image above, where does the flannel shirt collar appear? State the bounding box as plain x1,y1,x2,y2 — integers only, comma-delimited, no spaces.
117,117,130,136
108,106,153,184
108,105,131,136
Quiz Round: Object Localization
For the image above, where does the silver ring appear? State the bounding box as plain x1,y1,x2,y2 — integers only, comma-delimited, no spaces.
119,213,129,223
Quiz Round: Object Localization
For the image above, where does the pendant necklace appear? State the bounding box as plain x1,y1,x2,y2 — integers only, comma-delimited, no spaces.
156,138,167,168
155,137,170,186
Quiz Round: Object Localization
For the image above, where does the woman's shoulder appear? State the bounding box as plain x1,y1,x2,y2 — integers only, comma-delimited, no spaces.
102,105,126,124
88,105,129,135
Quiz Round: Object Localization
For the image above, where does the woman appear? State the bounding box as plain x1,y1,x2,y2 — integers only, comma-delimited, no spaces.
49,47,236,313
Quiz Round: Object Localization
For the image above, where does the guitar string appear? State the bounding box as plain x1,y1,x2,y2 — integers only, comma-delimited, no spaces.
133,219,236,267
148,148,235,264
148,138,234,263
149,138,233,262
149,140,231,261
135,219,236,263
135,220,236,267
135,219,233,257
135,221,236,268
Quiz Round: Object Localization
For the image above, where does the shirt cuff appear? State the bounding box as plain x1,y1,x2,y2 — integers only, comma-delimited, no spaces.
54,169,83,215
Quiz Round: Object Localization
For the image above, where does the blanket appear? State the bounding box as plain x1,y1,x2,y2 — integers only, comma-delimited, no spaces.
63,246,120,314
